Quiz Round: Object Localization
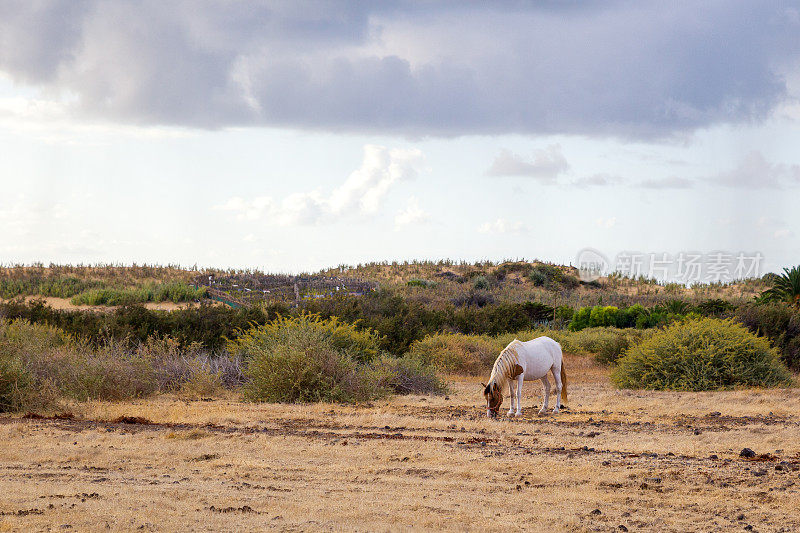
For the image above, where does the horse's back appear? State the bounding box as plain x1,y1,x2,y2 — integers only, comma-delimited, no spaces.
517,336,562,378
520,336,561,358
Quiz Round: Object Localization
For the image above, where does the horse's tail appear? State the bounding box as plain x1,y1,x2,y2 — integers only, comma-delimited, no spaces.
560,360,568,403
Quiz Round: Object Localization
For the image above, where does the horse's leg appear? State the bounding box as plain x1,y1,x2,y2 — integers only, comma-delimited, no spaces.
514,375,524,416
537,376,550,416
507,380,516,416
551,364,563,413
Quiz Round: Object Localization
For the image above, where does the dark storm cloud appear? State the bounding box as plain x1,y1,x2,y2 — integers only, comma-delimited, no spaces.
1,1,798,136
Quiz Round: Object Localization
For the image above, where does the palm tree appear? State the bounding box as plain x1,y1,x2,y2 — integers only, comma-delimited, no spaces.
761,266,800,308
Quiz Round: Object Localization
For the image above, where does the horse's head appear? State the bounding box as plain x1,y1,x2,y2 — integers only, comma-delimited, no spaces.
482,381,503,418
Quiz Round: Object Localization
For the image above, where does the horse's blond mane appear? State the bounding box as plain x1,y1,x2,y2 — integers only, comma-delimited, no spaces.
488,340,522,388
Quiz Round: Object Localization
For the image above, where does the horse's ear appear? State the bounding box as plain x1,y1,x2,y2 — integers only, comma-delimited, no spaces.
480,382,486,388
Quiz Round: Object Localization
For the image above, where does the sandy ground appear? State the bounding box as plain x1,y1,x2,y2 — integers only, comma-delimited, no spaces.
1,354,798,532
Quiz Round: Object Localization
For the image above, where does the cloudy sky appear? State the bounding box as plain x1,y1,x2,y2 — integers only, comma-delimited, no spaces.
1,1,798,276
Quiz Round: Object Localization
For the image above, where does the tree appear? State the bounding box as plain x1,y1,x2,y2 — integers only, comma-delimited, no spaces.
761,266,800,308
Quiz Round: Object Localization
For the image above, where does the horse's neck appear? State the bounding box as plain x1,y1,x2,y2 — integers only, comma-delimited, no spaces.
489,370,508,389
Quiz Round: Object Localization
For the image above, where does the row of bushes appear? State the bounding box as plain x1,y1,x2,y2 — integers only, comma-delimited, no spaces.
405,327,654,375
404,318,793,391
3,291,799,370
0,292,554,354
0,276,106,299
567,300,734,331
2,314,794,412
0,319,240,412
303,291,554,351
0,298,285,351
564,301,800,370
0,315,445,412
70,282,208,306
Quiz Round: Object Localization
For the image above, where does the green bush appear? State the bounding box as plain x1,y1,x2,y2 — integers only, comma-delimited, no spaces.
472,276,491,290
527,264,580,289
612,318,793,390
569,303,682,330
734,303,800,370
406,333,502,375
528,269,548,287
553,306,574,323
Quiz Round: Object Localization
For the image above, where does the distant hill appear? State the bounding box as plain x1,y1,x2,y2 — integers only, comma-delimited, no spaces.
0,261,768,309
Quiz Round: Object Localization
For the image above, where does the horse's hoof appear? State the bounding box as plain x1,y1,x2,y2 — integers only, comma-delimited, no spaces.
506,411,515,417
537,410,547,417
514,411,522,417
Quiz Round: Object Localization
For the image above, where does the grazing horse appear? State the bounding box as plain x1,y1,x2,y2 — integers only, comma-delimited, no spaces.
482,337,567,418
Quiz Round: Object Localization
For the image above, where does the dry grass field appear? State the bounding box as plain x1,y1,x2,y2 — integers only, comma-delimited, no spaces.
1,353,798,532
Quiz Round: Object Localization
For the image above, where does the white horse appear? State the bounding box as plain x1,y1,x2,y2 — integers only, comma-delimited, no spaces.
482,336,567,418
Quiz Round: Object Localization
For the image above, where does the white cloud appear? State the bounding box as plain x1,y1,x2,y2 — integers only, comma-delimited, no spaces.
758,215,794,240
570,173,624,188
329,145,423,214
637,176,693,189
394,196,430,229
478,218,527,234
485,145,568,181
212,145,424,226
716,151,800,189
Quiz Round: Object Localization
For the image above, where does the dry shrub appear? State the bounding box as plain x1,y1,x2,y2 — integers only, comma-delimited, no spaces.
406,333,502,375
0,319,67,412
367,354,447,395
0,319,240,410
242,339,381,403
50,340,158,401
179,364,225,399
233,313,382,364
234,315,442,403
